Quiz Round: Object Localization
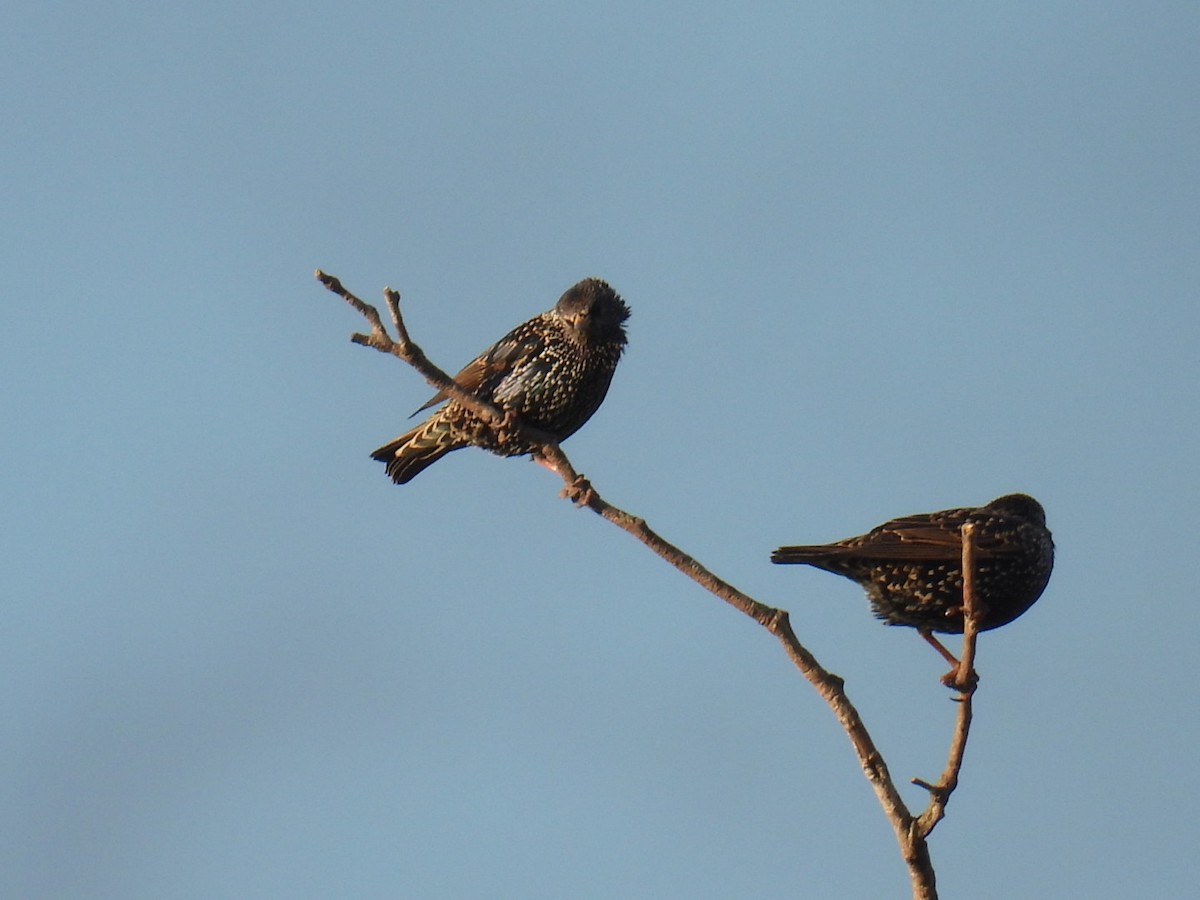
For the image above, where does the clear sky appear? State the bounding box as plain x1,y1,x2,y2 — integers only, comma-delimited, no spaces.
3,2,1198,897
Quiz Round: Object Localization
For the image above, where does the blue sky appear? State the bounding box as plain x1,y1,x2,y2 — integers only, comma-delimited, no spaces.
3,2,1198,897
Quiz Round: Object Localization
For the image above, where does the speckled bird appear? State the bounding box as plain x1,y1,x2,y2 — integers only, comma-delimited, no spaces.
770,494,1054,634
370,278,630,484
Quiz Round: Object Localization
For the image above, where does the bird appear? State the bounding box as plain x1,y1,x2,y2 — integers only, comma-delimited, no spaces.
770,493,1054,636
370,278,630,484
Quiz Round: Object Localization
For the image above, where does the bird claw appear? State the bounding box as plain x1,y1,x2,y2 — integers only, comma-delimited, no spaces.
560,475,596,507
940,667,979,693
919,629,977,692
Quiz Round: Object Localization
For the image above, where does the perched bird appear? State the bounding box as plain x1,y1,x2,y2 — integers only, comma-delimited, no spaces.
371,278,630,484
770,494,1054,635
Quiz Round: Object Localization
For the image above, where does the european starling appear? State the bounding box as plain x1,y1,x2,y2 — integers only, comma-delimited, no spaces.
370,278,630,484
770,494,1054,634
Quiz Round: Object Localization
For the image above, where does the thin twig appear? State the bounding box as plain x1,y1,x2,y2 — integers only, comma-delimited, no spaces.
382,288,410,344
956,523,982,691
318,272,946,899
315,269,562,448
912,522,980,839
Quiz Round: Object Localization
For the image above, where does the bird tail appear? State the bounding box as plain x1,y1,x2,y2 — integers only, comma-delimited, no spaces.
770,545,847,569
369,418,460,484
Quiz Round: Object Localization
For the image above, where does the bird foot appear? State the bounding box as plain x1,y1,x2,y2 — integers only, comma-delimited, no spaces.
919,629,978,692
560,475,597,507
940,666,979,693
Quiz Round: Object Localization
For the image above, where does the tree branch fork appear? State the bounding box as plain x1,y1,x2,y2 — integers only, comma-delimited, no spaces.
317,271,988,900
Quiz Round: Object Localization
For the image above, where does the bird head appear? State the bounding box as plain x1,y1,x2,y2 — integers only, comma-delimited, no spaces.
985,493,1047,526
555,278,630,343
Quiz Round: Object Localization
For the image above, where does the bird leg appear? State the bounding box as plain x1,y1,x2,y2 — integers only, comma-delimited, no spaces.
919,628,960,667
917,628,978,688
919,629,979,691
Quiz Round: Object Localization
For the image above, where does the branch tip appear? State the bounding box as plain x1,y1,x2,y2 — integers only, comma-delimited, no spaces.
315,269,344,294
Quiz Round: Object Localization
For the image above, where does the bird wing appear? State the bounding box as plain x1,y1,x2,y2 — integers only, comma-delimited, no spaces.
411,325,547,415
849,513,1020,560
868,517,964,557
775,510,1028,565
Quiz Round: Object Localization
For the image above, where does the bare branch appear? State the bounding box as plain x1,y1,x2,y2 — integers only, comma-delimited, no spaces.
382,287,410,344
318,272,947,898
912,522,981,840
955,523,983,690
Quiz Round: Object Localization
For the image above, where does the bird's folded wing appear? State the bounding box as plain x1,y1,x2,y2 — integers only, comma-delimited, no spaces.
412,329,547,415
